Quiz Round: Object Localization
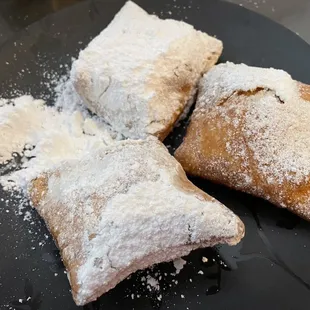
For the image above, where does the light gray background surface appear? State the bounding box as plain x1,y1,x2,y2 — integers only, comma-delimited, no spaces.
0,0,309,45
227,0,310,43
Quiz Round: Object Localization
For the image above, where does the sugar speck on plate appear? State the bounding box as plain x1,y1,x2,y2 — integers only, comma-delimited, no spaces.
146,275,160,291
23,211,32,221
173,258,186,274
198,270,204,275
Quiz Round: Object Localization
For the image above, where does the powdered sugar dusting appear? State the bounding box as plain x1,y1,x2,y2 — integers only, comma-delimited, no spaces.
55,76,86,114
245,91,310,185
197,62,298,109
54,72,122,140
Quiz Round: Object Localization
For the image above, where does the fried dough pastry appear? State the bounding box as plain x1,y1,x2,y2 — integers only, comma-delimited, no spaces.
29,138,244,305
175,62,310,220
71,1,222,140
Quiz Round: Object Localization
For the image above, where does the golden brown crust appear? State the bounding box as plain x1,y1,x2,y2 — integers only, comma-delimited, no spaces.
299,82,310,101
146,34,223,141
154,82,193,141
29,173,83,298
175,80,310,221
29,175,49,207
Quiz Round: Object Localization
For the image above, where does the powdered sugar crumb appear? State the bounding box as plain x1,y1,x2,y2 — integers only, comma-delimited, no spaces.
146,275,160,291
23,211,32,222
173,258,186,274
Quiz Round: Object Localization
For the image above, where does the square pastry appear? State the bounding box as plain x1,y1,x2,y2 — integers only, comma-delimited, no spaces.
175,62,310,221
30,138,244,305
71,1,222,140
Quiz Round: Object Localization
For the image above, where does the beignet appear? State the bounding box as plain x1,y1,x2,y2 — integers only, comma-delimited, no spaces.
71,1,222,140
30,138,244,305
175,62,310,221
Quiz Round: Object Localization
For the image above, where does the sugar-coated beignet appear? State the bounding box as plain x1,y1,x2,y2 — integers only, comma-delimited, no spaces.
175,62,310,221
30,138,244,305
71,1,222,140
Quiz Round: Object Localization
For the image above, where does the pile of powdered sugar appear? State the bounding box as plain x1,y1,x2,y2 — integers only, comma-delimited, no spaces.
54,73,123,139
54,75,87,114
0,93,115,194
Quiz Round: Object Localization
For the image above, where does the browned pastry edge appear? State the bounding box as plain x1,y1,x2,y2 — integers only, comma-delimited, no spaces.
154,50,223,141
30,174,83,301
299,82,310,101
155,83,193,141
175,81,310,221
174,164,245,246
78,230,244,305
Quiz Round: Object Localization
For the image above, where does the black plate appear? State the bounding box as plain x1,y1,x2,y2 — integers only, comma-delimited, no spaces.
1,1,310,309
